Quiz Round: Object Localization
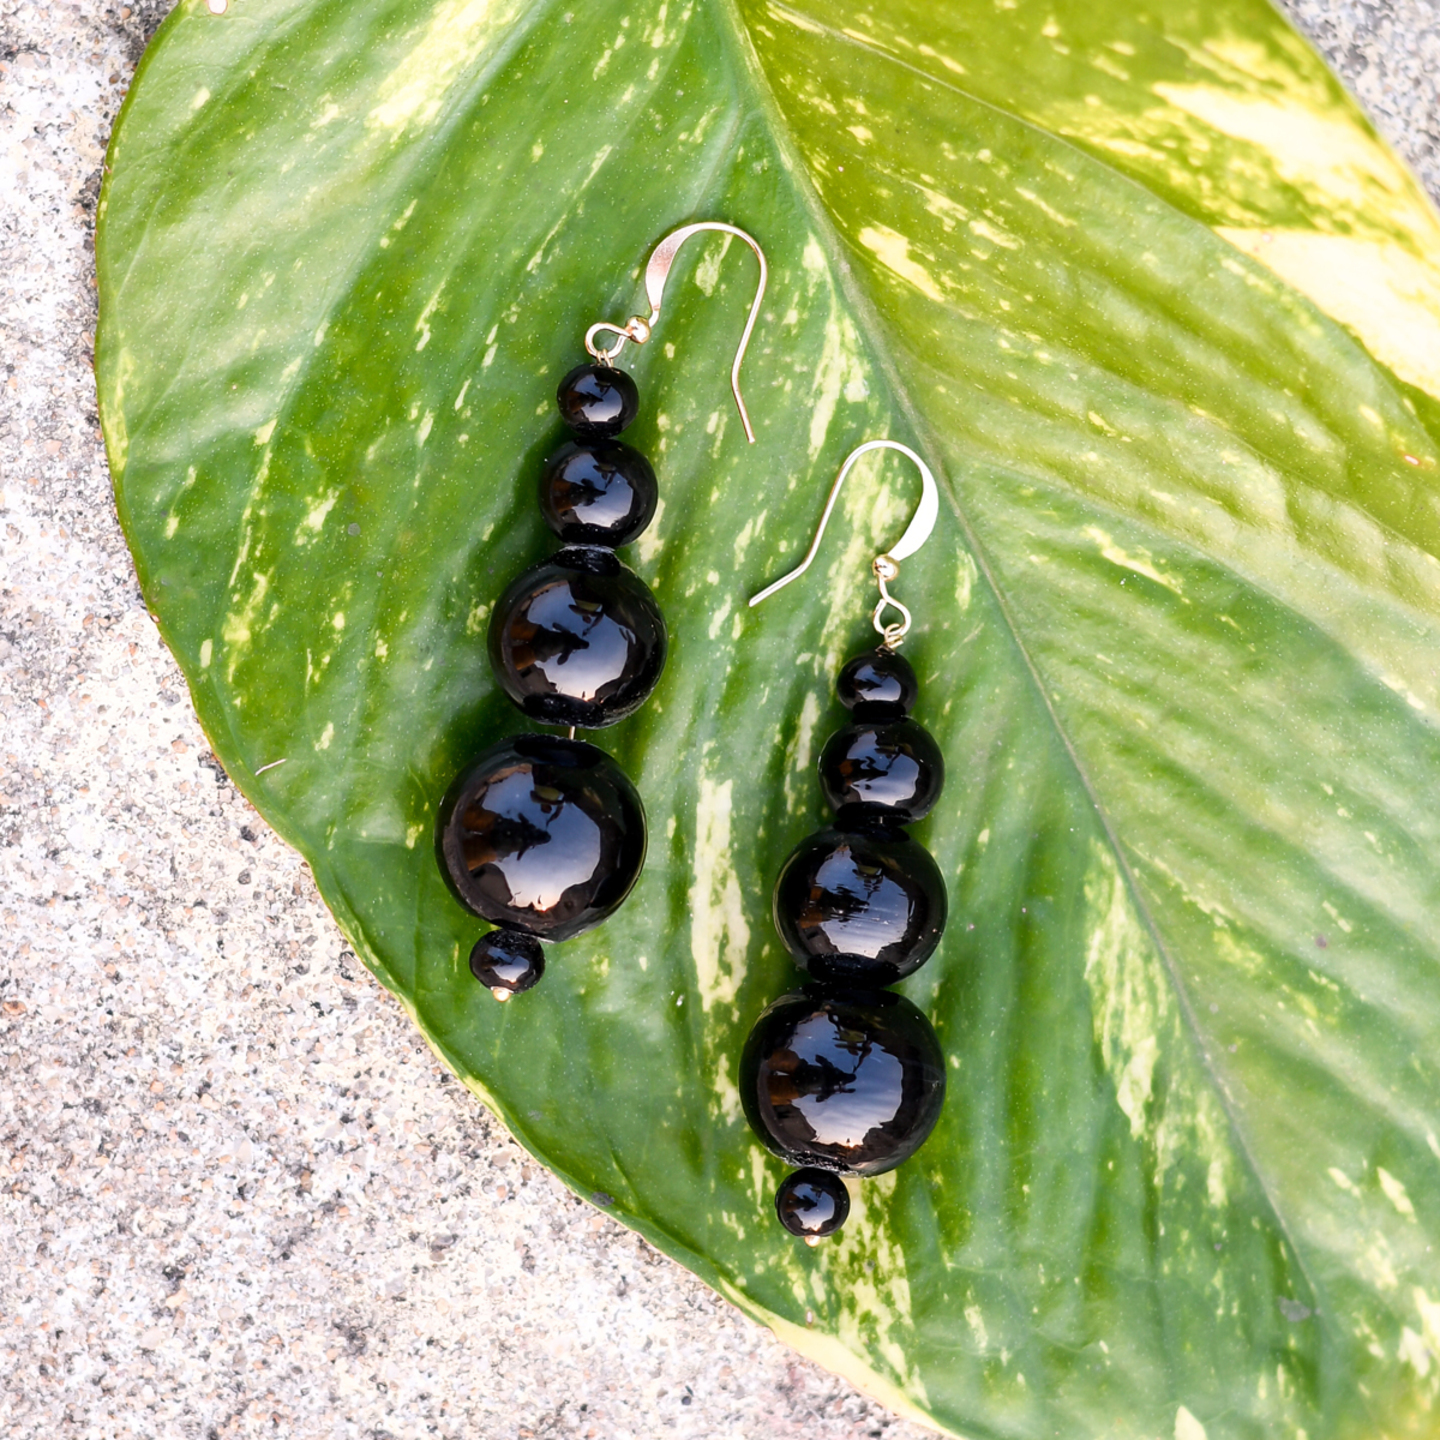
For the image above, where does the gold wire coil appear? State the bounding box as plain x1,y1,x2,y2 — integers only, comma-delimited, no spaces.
871,555,912,648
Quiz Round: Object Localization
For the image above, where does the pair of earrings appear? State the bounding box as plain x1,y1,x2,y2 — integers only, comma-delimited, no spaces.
436,223,948,1241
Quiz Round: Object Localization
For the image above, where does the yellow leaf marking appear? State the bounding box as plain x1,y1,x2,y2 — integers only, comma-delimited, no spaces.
1175,1407,1208,1440
366,0,528,136
856,225,945,302
1084,525,1184,596
1378,1167,1416,1220
1216,229,1440,401
688,772,750,1019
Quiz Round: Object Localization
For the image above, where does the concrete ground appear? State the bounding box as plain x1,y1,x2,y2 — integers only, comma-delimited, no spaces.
1,2,1436,1437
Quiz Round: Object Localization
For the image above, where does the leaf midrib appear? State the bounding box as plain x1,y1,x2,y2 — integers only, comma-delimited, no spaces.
718,0,1340,1375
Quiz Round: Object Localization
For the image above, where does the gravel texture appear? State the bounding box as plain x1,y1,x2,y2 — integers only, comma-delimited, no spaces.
1,3,1436,1438
1279,0,1440,198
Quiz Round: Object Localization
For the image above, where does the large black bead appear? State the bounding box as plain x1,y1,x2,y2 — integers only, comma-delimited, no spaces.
488,547,667,728
437,734,646,942
774,823,947,985
775,1168,851,1240
837,648,918,720
740,987,945,1177
469,928,545,999
556,364,639,438
819,718,945,823
539,440,658,548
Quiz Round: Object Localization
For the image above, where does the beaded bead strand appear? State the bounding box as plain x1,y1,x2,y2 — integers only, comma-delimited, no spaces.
741,646,948,1239
740,443,949,1239
436,364,664,999
435,221,768,1001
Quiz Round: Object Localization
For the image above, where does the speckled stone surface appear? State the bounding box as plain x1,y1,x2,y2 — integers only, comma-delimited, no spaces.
0,3,1436,1438
1280,0,1440,198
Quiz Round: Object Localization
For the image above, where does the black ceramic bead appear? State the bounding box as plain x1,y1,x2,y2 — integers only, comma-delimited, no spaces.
539,439,658,547
819,717,945,823
556,363,639,438
837,648,919,720
437,734,646,942
488,547,667,728
773,823,947,986
740,987,946,1177
775,1168,850,1240
469,928,545,999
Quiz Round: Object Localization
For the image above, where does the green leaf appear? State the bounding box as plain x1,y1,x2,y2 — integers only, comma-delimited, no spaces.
96,0,1440,1433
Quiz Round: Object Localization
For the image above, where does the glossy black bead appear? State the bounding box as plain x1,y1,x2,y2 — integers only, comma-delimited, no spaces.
437,734,646,942
837,648,919,720
819,718,945,822
774,823,947,986
539,440,658,547
469,928,545,999
556,363,639,438
488,548,667,728
775,1168,850,1240
740,987,945,1177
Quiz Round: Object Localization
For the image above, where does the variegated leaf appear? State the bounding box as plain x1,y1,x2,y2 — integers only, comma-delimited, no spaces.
97,0,1440,1434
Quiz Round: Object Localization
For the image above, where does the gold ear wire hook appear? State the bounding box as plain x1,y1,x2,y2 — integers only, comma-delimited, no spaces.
584,221,768,443
748,439,940,647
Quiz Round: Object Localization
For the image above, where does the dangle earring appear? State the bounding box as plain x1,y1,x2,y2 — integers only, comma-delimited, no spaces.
437,222,767,1000
741,441,949,1241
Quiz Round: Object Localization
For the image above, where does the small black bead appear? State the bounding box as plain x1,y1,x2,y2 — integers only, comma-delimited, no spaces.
819,717,945,822
774,823,947,985
469,929,545,999
488,550,667,728
837,648,919,720
539,439,658,547
775,1168,850,1240
437,734,646,941
556,364,639,438
740,986,946,1177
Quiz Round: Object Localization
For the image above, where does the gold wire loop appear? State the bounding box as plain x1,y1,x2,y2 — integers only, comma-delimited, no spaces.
871,555,913,648
748,440,939,648
584,317,651,363
583,221,768,442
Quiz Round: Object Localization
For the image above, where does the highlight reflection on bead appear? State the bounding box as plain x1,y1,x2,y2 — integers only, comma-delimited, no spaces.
837,647,918,718
556,363,639,437
773,824,947,986
437,735,646,942
740,987,945,1177
775,1167,850,1240
819,717,945,822
469,928,545,999
488,549,667,728
539,440,658,547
